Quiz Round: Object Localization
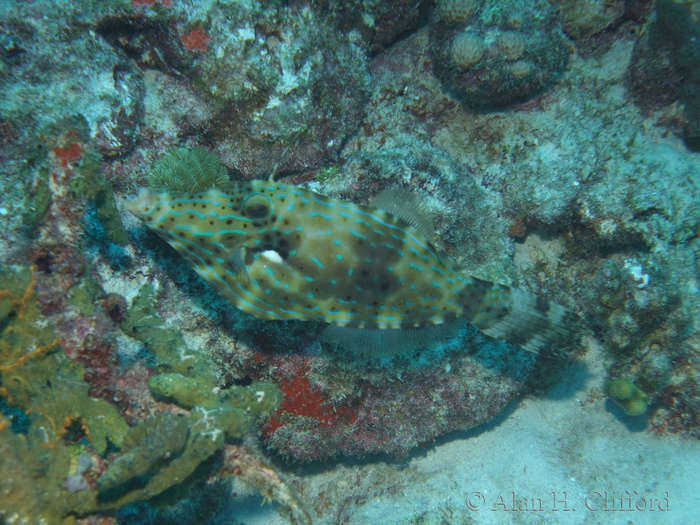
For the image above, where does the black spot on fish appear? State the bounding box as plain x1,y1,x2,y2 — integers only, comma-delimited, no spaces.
535,295,550,314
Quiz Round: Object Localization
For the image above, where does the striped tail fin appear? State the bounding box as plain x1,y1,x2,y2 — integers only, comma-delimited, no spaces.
459,278,588,355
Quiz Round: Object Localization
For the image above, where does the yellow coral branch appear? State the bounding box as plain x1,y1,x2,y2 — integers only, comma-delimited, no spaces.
0,338,61,372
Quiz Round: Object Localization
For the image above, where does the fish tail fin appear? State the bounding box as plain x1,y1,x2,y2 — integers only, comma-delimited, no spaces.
459,278,588,355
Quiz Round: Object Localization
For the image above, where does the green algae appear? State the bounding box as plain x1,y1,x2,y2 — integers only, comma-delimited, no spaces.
74,148,129,246
0,265,129,522
67,276,103,316
315,165,340,183
104,283,282,504
0,268,282,522
122,284,282,419
120,284,204,375
97,411,190,496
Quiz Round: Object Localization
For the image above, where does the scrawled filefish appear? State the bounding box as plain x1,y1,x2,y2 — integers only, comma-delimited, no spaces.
125,181,586,356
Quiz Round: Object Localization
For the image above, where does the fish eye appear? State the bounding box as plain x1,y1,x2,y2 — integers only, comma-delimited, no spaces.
243,193,273,220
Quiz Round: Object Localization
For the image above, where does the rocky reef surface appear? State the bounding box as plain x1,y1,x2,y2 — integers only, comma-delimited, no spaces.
0,0,698,524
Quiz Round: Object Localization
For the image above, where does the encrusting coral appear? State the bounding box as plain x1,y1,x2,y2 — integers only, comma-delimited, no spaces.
430,0,570,109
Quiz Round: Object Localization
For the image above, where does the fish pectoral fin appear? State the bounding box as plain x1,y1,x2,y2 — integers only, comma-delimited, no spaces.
226,248,251,284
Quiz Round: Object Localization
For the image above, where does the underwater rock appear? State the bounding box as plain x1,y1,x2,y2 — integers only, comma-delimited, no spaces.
561,0,626,41
309,0,429,54
201,7,370,178
0,4,145,157
96,4,369,179
629,0,700,151
256,340,536,460
430,0,570,110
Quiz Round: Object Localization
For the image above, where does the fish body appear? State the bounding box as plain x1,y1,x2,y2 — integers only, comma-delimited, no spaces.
126,181,584,355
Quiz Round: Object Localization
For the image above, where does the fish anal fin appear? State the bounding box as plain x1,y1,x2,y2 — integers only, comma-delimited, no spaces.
321,319,465,359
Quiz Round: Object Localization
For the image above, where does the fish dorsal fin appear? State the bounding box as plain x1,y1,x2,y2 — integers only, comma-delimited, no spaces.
371,188,435,242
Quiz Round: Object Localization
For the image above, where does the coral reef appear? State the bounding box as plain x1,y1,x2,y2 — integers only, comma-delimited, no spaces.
561,0,626,41
0,2,145,158
430,0,570,109
1,0,699,522
223,443,311,525
438,0,479,24
255,337,536,460
0,266,289,521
